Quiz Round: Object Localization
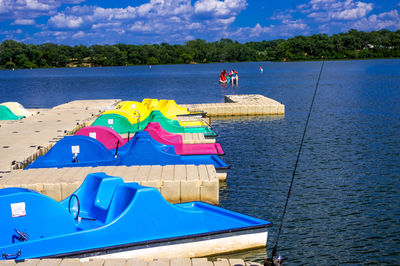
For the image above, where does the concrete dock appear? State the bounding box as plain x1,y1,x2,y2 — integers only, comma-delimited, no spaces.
0,258,263,266
183,94,284,117
0,164,220,204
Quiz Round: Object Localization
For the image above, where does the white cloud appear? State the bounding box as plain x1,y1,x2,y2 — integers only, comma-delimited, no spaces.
0,0,85,21
40,0,249,43
194,0,247,18
48,13,83,29
12,18,35,25
301,0,373,21
350,10,400,31
332,1,373,20
72,30,85,39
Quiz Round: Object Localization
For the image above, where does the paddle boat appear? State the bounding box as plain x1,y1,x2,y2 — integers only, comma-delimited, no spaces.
0,172,271,260
0,105,24,120
116,100,206,121
144,122,224,155
104,108,208,127
91,111,217,137
0,102,32,118
25,132,229,173
75,124,224,156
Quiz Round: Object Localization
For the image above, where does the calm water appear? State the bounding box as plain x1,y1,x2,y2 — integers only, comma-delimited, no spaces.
1,60,400,265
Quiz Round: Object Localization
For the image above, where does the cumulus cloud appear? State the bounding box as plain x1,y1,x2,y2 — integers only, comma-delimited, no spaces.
40,0,249,43
350,9,400,31
194,0,247,18
0,0,85,20
48,13,83,29
301,0,373,22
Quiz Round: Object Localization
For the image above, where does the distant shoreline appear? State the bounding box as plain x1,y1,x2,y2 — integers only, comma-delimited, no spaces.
1,29,399,70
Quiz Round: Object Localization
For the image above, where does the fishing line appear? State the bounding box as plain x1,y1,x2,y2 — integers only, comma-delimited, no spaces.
267,58,325,265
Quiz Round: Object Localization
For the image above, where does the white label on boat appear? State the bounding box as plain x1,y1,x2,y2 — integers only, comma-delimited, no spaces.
108,119,114,125
11,202,26,218
71,145,80,154
89,132,97,139
131,104,136,109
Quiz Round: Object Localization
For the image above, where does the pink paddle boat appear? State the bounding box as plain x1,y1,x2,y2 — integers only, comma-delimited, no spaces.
144,122,224,156
75,126,128,149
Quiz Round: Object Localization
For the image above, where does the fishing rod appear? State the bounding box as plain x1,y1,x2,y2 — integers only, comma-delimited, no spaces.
265,58,325,266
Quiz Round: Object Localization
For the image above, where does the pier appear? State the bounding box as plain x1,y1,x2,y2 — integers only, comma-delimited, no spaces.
0,257,263,265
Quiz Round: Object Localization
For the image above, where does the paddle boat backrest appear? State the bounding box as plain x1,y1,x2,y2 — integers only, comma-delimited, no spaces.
116,101,150,120
102,110,138,124
0,102,32,117
61,173,125,224
25,135,115,169
61,173,141,225
159,100,189,116
75,126,127,149
116,131,176,157
0,187,77,246
145,122,183,143
91,113,136,134
142,99,159,111
0,105,24,120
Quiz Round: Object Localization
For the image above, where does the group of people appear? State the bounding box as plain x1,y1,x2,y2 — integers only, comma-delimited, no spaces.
219,69,238,85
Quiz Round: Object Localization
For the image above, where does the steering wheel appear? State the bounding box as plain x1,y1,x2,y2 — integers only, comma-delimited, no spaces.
68,194,80,220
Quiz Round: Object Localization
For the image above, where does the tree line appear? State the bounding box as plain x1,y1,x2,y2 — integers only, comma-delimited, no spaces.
1,29,399,69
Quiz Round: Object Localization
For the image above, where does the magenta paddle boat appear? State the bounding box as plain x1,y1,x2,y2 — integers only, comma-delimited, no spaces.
75,124,224,156
144,122,224,156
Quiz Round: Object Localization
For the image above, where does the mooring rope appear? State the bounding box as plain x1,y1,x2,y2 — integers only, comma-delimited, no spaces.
268,58,325,264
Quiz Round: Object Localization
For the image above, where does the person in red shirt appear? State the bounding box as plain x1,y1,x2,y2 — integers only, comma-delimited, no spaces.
219,69,228,84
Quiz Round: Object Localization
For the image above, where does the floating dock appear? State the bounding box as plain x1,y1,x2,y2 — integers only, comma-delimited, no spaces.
0,257,263,266
0,164,220,204
183,94,285,117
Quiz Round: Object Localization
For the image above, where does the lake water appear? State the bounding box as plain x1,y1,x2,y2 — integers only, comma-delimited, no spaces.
1,60,400,265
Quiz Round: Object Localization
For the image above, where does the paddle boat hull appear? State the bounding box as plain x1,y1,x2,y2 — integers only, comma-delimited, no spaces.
91,111,217,137
25,132,229,170
0,173,271,260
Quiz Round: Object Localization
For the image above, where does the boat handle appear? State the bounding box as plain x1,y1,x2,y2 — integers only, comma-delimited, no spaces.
2,250,21,259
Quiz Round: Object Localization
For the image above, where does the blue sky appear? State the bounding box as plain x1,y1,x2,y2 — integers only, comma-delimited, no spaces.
1,0,400,45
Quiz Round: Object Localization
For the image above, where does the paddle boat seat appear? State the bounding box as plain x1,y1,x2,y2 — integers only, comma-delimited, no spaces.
75,126,128,149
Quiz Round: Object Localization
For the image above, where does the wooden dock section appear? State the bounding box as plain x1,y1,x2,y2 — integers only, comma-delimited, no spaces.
183,94,284,117
1,258,262,266
0,164,220,204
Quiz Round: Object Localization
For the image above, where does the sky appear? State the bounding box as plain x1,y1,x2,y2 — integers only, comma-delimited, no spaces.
1,0,400,45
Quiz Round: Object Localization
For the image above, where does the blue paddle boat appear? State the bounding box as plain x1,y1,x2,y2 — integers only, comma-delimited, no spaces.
0,173,271,260
25,132,229,173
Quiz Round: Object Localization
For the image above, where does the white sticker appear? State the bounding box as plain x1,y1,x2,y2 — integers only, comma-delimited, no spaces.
108,119,114,125
131,104,136,109
11,202,26,218
89,132,97,139
71,145,80,154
